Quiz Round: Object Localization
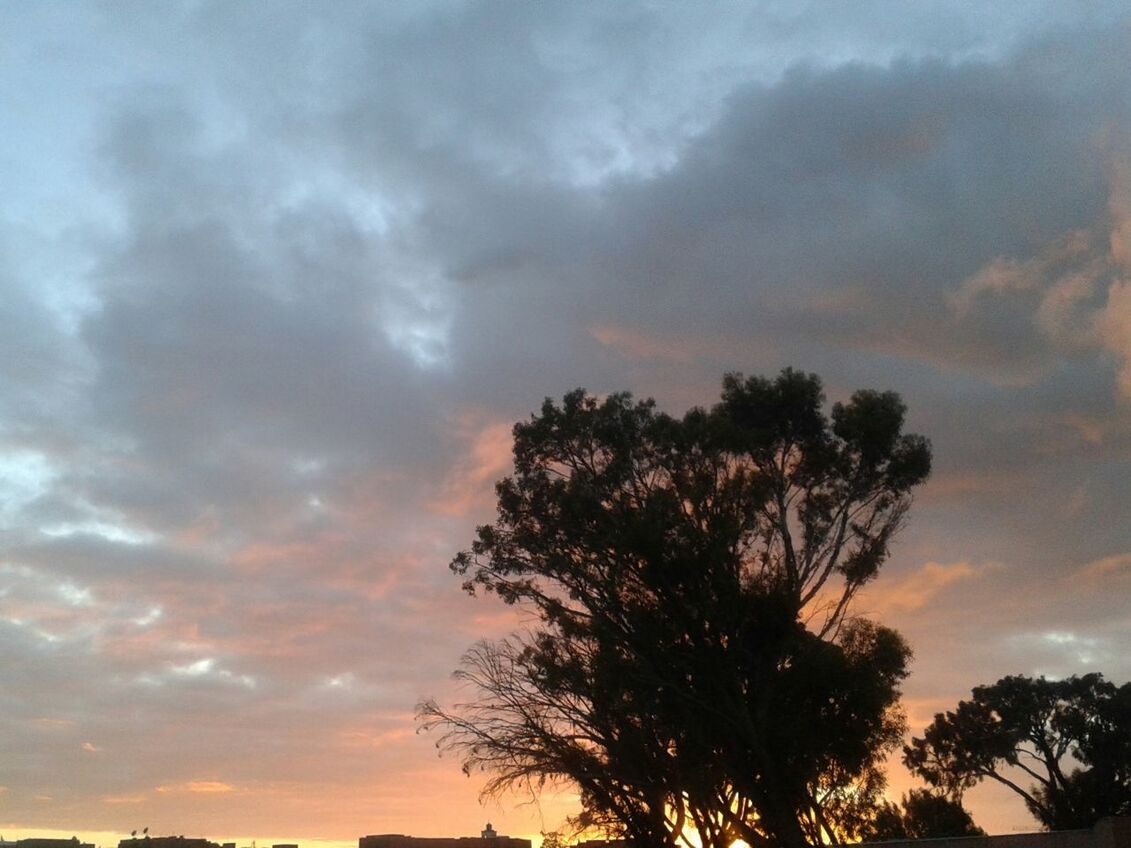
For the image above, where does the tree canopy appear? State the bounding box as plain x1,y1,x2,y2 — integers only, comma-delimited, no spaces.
905,673,1131,830
862,789,985,841
419,369,931,848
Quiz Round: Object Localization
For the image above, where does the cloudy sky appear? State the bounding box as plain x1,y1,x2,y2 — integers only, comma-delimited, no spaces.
2,1,1131,845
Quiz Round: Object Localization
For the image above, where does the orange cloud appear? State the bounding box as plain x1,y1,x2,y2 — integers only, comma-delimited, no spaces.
156,780,236,795
864,560,984,615
1079,552,1131,580
588,323,696,363
31,717,75,730
1109,160,1131,271
902,696,966,732
940,160,1131,400
1099,279,1131,399
338,726,415,750
186,781,236,794
82,741,101,753
948,230,1094,317
1058,413,1109,446
1094,158,1131,399
102,793,147,804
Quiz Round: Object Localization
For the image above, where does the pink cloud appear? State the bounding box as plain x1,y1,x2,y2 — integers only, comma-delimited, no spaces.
922,469,1027,499
31,717,75,730
587,323,762,365
1099,279,1131,399
429,418,514,517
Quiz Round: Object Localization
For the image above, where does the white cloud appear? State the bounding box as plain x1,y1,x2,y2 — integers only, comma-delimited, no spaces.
156,658,258,689
0,451,56,522
1007,629,1114,671
39,520,158,546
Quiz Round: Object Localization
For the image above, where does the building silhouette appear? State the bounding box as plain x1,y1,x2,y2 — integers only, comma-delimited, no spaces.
12,839,94,848
852,818,1131,848
359,824,530,848
118,837,219,848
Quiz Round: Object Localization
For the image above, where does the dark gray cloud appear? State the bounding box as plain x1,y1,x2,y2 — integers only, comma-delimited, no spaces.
2,1,1131,842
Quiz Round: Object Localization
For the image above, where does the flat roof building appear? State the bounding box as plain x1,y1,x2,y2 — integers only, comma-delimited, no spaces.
360,824,530,848
119,837,220,848
15,839,94,848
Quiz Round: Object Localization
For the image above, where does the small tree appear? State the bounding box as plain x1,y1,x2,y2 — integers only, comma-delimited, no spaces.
905,673,1131,830
863,790,984,840
539,834,569,848
420,370,931,848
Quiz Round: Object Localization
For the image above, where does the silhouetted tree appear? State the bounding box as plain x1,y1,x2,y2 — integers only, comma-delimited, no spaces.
905,673,1131,830
420,370,931,848
862,789,984,840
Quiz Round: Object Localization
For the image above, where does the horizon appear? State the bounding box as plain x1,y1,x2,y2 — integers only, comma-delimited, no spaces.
0,817,1096,848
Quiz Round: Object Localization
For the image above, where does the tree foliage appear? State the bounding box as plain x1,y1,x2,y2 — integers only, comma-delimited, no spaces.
863,789,985,840
905,673,1131,830
419,370,931,848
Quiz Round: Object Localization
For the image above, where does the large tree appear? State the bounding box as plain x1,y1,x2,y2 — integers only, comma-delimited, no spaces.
420,370,931,848
905,673,1131,830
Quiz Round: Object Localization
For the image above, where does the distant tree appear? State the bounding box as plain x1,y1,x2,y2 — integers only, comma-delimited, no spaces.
420,370,931,848
905,673,1131,830
863,801,909,841
862,789,984,840
539,834,568,848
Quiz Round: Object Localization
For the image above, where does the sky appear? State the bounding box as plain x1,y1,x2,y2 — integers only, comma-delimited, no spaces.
2,1,1131,845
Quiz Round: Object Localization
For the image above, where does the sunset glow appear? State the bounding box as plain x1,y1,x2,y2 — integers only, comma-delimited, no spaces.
2,2,1131,846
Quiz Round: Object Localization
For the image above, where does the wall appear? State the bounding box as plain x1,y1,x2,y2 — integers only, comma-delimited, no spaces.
859,818,1131,848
